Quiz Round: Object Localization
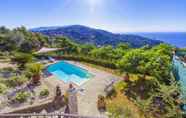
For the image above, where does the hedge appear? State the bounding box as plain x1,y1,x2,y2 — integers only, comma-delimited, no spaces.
54,55,117,69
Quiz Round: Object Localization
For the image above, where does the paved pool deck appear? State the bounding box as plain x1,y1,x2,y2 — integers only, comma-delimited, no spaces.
68,61,120,117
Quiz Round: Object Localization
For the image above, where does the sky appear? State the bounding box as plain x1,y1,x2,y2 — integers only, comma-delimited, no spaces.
0,0,185,32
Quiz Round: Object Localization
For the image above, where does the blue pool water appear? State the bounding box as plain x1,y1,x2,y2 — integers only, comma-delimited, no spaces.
47,61,92,85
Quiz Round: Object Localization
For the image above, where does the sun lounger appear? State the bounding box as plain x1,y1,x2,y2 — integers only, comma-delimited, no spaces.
104,78,117,92
77,88,85,95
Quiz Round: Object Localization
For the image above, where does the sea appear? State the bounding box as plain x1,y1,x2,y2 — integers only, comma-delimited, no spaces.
133,32,186,48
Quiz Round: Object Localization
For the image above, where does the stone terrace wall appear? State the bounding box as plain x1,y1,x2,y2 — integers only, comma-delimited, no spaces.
6,97,66,114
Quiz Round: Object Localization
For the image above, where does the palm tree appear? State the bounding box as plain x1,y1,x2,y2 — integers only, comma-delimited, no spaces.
27,63,43,84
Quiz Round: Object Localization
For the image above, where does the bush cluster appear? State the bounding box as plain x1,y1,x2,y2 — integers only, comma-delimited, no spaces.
15,91,30,103
57,55,117,69
39,89,49,97
4,76,28,88
0,83,7,94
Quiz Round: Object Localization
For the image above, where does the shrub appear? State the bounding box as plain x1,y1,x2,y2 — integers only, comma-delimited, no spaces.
0,51,9,59
11,53,33,69
15,91,30,103
2,67,15,72
56,55,117,69
114,81,127,92
5,76,28,87
15,76,28,86
0,83,7,94
40,89,49,97
0,67,16,78
107,98,136,118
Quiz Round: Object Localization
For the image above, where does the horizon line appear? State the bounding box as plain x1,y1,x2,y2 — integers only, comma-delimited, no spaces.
1,24,186,33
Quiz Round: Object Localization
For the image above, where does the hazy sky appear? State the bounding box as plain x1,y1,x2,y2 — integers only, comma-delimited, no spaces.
0,0,185,32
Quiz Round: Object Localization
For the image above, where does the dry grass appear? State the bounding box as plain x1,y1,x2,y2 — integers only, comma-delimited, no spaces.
106,91,145,118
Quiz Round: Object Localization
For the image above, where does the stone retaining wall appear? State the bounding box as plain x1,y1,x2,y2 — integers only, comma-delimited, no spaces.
6,97,66,114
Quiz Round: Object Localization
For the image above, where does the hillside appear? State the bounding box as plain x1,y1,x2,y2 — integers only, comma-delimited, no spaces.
31,25,163,48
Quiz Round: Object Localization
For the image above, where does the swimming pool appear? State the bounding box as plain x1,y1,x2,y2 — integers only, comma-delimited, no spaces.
47,61,92,85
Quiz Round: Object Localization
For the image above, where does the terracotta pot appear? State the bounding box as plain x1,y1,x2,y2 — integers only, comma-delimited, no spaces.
32,74,41,84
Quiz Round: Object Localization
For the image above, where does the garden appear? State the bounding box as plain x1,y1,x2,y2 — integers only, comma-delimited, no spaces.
0,26,182,117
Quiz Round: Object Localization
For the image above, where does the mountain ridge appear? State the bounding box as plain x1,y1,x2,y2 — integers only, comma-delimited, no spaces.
31,25,163,47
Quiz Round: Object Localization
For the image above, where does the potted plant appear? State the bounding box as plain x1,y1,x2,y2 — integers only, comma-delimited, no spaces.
27,63,43,85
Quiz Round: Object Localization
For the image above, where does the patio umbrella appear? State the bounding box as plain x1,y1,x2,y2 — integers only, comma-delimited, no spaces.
35,47,63,54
